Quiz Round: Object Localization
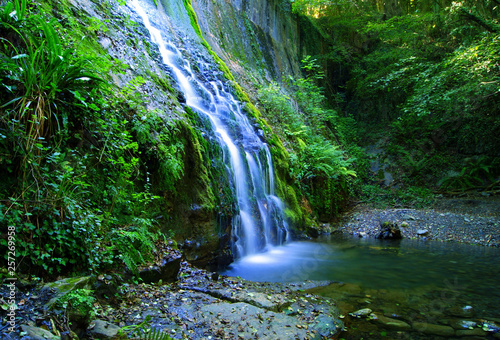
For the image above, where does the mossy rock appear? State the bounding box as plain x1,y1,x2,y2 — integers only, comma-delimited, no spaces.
42,276,95,309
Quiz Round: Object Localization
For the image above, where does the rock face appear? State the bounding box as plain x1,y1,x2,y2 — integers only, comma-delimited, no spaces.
192,0,326,90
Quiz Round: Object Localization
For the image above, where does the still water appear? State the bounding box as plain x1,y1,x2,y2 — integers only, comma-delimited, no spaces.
223,234,500,319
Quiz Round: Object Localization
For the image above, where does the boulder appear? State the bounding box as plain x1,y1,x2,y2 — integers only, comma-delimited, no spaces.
349,308,372,318
42,276,95,308
139,257,181,283
87,320,121,339
376,222,402,240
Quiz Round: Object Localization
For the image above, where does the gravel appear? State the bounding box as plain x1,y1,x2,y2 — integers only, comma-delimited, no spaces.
335,197,500,247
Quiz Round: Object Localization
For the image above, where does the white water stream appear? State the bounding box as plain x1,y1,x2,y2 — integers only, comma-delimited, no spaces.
130,0,289,258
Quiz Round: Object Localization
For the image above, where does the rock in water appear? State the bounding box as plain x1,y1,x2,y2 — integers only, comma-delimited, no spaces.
376,222,402,239
370,313,411,330
412,322,455,337
349,308,373,318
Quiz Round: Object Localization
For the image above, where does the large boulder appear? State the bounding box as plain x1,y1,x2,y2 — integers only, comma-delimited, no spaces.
139,257,182,284
376,222,402,240
42,276,95,308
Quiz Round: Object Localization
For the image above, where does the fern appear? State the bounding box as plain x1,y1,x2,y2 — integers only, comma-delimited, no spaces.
120,316,172,340
138,329,171,340
109,222,158,274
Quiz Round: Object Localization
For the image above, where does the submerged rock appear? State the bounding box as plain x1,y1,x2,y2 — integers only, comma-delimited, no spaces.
370,313,411,330
412,322,455,337
455,328,487,337
450,319,477,329
448,305,475,318
349,308,373,318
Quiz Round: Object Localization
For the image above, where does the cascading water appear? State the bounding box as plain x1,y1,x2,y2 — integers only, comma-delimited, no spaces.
130,0,290,258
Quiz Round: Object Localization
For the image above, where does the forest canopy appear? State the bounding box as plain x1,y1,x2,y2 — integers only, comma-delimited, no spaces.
288,0,500,193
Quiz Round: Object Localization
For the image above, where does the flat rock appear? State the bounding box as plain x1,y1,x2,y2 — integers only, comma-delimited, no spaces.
87,319,121,339
21,325,60,340
370,313,411,330
196,302,340,339
417,229,429,235
449,319,477,329
413,322,455,337
455,328,487,337
349,308,372,318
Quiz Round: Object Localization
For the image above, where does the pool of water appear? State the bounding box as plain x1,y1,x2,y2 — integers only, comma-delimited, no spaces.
222,235,500,323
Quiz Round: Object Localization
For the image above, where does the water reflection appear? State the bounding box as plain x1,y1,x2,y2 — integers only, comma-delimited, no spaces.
222,235,500,318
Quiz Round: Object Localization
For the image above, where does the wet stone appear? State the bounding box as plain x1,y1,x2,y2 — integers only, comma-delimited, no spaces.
450,319,477,329
370,313,411,330
412,322,455,337
455,328,487,337
349,308,372,318
448,305,475,318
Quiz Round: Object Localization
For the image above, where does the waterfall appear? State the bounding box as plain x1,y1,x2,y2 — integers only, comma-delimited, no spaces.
130,0,289,258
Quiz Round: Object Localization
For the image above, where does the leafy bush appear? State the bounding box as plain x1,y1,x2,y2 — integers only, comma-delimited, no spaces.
57,289,97,321
258,57,357,220
0,0,170,277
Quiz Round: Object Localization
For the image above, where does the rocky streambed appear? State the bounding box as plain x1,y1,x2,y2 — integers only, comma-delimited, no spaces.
0,259,343,340
2,197,500,339
334,197,500,247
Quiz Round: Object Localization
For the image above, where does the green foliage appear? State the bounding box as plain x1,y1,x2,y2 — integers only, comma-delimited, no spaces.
119,315,172,340
295,0,500,191
109,223,158,274
360,184,433,208
439,156,499,191
57,289,97,320
0,0,175,278
258,56,357,221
